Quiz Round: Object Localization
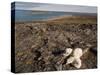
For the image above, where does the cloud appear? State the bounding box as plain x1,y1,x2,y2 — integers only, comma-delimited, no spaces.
14,2,97,13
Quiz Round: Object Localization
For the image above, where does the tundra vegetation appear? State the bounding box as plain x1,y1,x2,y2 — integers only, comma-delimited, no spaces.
15,16,97,73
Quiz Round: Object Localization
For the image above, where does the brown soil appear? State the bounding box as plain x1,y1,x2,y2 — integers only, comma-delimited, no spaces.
15,16,97,73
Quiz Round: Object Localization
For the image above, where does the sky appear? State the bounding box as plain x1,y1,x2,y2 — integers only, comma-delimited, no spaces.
12,2,97,13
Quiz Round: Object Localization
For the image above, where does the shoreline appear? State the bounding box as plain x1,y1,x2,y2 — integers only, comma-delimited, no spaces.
15,15,97,24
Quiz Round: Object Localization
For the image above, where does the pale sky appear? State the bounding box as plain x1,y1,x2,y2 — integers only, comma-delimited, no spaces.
12,2,97,13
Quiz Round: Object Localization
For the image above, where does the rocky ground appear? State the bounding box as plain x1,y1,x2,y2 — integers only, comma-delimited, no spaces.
15,16,97,73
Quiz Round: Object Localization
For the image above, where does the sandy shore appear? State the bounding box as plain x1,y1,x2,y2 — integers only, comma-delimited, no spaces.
15,15,97,24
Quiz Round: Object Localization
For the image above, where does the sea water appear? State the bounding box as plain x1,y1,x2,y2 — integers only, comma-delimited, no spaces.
15,10,96,22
